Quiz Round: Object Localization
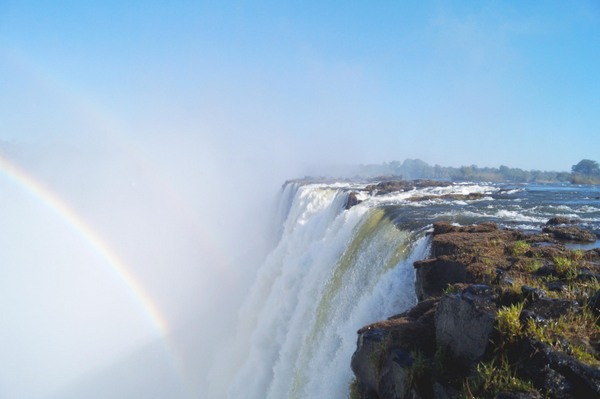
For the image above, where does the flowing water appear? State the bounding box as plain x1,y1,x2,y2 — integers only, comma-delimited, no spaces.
217,181,600,398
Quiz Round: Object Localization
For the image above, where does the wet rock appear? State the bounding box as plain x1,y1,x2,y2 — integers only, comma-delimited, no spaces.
542,226,597,243
345,191,361,210
435,285,497,368
547,217,580,226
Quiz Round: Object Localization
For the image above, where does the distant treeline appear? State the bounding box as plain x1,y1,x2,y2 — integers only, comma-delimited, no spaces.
355,158,600,184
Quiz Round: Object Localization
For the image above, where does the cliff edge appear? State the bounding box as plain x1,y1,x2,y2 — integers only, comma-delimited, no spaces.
351,221,600,399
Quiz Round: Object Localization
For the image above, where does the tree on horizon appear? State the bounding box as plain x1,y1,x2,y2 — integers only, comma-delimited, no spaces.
572,159,600,176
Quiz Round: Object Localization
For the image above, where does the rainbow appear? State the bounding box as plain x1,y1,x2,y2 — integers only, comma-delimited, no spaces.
0,47,235,396
1,47,235,284
0,153,169,335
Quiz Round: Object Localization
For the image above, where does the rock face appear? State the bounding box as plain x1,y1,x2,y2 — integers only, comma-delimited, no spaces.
414,258,467,300
435,285,497,368
351,220,600,399
351,299,438,398
378,348,422,399
345,191,361,210
351,328,389,394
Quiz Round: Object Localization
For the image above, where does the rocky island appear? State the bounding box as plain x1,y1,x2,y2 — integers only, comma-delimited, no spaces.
351,220,600,399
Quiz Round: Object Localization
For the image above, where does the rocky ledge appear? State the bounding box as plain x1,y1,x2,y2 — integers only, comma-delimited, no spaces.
351,221,600,399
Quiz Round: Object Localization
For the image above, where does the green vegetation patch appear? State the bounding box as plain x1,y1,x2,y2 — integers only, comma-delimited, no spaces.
526,308,600,367
510,240,531,257
461,357,537,399
496,303,524,344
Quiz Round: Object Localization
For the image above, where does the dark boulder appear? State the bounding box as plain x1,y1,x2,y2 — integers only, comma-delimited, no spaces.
517,338,600,398
435,285,497,369
521,298,579,322
546,217,580,226
542,226,597,243
345,191,361,210
547,280,568,292
535,265,557,277
414,257,468,300
521,285,546,301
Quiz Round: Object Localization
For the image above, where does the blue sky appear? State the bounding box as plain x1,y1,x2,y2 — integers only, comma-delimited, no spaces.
1,2,600,397
1,1,600,171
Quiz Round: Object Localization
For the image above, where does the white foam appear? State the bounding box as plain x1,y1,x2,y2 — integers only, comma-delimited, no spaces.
223,184,427,399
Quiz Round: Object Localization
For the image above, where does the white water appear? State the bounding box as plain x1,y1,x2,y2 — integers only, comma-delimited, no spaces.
214,183,430,398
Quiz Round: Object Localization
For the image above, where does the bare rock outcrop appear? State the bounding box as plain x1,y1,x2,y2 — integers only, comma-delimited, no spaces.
435,285,497,368
351,219,600,399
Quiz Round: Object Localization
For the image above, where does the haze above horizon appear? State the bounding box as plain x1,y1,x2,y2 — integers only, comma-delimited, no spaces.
1,1,599,172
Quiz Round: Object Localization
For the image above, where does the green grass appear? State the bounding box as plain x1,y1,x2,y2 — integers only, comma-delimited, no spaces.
443,283,462,295
523,259,543,273
496,302,524,344
461,357,536,399
553,255,579,280
526,309,600,367
510,240,530,257
406,350,429,387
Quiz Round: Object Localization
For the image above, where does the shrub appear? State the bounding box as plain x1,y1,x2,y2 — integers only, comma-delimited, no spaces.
496,303,524,344
553,256,578,280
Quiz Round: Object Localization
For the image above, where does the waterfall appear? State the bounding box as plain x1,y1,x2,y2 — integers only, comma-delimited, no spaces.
221,183,430,398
